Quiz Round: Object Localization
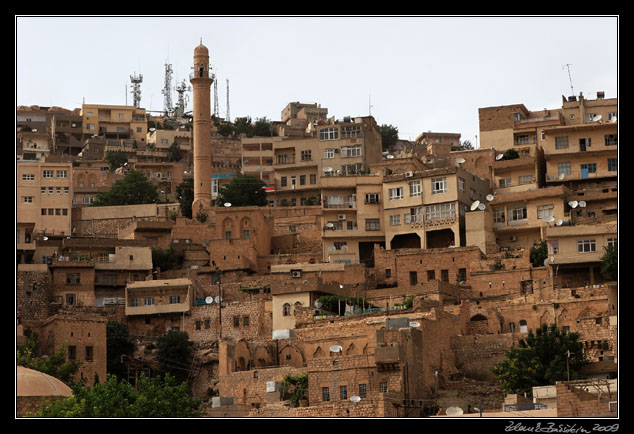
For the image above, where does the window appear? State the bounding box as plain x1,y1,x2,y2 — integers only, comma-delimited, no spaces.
493,207,505,223
334,241,347,250
85,346,94,362
341,145,362,158
608,112,617,122
549,240,559,255
65,293,76,306
243,316,250,327
341,125,361,138
324,148,335,159
310,174,317,184
608,158,617,172
389,187,403,200
410,271,418,285
168,295,181,304
425,203,456,220
499,178,512,188
581,163,597,174
56,170,68,178
365,219,380,231
343,163,362,175
431,177,447,194
43,170,54,178
280,176,287,187
458,177,465,192
66,273,80,285
143,296,155,306
558,162,571,176
365,193,380,204
130,298,139,307
23,196,33,203
379,382,388,393
225,231,232,240
212,179,219,195
283,303,291,316
457,268,467,282
300,175,306,185
518,175,534,185
301,150,312,161
319,127,339,141
68,345,77,360
509,205,527,221
346,220,357,230
22,174,35,181
537,204,554,220
577,239,596,253
389,214,401,225
555,136,569,149
322,387,330,402
340,385,348,400
327,195,344,207
385,269,391,278
441,269,449,282
359,383,367,398
427,270,435,281
205,319,211,329
607,238,617,248
409,180,421,197
196,321,201,330
233,316,240,327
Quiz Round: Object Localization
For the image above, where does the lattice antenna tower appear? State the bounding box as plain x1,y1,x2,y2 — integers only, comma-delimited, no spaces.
162,62,174,116
130,73,143,108
213,74,219,118
563,63,575,97
175,79,191,116
226,79,230,123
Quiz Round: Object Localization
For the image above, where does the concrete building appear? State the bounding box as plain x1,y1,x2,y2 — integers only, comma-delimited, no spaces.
81,104,147,145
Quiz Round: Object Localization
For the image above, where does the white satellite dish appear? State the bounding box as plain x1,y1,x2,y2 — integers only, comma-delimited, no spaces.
323,167,333,172
611,116,617,123
550,256,555,262
556,219,564,226
569,201,578,208
594,114,602,122
478,203,486,211
350,396,361,403
456,157,466,164
496,154,504,161
214,296,221,303
314,300,323,309
329,345,343,353
446,406,464,416
224,202,232,207
543,258,549,267
205,296,213,304
578,201,586,208
386,154,394,159
325,223,334,228
409,321,421,328
149,127,156,132
470,200,480,211
558,173,565,180
486,194,495,202
544,216,555,223
42,236,48,241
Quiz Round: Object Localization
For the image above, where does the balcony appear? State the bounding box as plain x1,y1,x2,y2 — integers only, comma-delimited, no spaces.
323,202,357,210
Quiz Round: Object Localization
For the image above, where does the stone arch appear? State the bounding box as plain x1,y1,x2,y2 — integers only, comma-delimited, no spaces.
540,311,551,326
76,173,85,187
312,346,325,359
240,217,252,230
253,346,273,368
233,339,251,372
87,173,97,187
519,319,528,333
222,217,234,235
279,344,305,368
345,342,358,356
467,314,489,335
558,308,570,326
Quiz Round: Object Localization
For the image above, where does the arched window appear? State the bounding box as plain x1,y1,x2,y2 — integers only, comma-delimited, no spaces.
293,301,302,315
509,322,515,333
519,320,528,333
283,303,291,316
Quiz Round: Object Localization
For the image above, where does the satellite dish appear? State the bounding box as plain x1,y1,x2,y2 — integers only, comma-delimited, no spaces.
386,154,394,159
214,296,221,303
149,127,156,132
556,219,564,226
329,345,343,353
611,116,617,123
478,203,486,211
569,201,578,208
544,216,555,223
350,396,361,403
496,154,504,160
314,300,323,309
456,157,466,164
42,236,48,241
446,406,464,416
323,167,333,172
71,123,76,127
578,201,586,208
486,194,495,202
594,114,602,122
550,256,555,262
409,321,420,328
470,200,480,211
205,296,213,304
543,258,549,267
558,173,565,180
224,202,232,207
325,223,334,228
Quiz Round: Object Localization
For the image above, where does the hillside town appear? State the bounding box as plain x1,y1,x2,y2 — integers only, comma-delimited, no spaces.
16,42,618,419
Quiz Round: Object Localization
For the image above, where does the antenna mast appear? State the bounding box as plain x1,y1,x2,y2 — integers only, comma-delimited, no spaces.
175,79,191,117
563,64,575,97
226,79,230,123
213,74,219,118
162,63,174,116
130,73,143,108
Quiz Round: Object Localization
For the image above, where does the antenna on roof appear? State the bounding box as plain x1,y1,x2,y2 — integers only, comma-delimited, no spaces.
563,64,575,97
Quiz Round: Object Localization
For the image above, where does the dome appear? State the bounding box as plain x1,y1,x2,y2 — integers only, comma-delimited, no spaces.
194,43,209,56
17,366,73,398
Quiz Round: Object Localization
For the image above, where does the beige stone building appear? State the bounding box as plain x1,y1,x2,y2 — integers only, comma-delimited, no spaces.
81,104,148,145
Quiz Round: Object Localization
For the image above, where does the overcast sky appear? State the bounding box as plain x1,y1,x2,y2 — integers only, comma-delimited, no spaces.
16,15,618,144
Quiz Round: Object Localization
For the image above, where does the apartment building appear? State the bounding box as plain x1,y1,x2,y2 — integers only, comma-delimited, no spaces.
269,116,383,207
383,166,490,251
147,128,192,154
241,136,278,185
17,159,73,248
17,106,84,156
72,161,119,207
81,104,148,145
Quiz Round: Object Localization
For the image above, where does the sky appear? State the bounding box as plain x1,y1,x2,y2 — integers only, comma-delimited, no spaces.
16,16,618,145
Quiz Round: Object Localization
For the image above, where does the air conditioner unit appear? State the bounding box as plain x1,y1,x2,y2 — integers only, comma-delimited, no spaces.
338,214,346,220
405,171,413,177
510,236,517,242
291,270,302,278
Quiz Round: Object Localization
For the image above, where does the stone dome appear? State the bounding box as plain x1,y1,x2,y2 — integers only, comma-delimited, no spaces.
17,366,73,398
194,43,209,56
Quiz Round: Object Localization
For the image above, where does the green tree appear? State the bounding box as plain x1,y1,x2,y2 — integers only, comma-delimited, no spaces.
215,175,268,207
106,321,134,380
167,141,184,162
175,178,194,219
91,170,159,207
104,150,128,172
30,373,202,417
460,140,474,150
252,117,276,137
600,244,617,281
378,124,399,151
503,148,520,160
156,331,194,383
282,373,308,407
17,333,81,386
151,247,184,272
217,121,235,137
233,116,252,136
530,241,548,267
492,324,586,396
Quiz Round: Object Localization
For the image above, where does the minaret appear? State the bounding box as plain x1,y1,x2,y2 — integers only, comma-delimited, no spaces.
191,42,214,216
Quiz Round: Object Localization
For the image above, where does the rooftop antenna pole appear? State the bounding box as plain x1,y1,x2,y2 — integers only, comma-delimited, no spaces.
226,79,230,123
213,73,219,118
130,73,143,108
162,62,174,116
563,64,574,96
369,94,373,116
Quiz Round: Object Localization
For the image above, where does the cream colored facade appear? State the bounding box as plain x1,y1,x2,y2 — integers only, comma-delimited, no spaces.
147,128,192,152
17,160,73,238
125,278,193,316
81,104,147,144
545,221,617,266
272,291,312,332
241,136,278,185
